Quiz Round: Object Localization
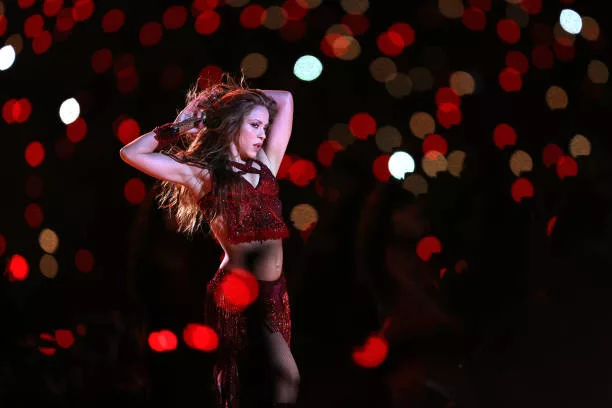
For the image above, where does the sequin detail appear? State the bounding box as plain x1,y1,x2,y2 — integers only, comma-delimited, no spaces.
205,268,291,408
198,159,290,244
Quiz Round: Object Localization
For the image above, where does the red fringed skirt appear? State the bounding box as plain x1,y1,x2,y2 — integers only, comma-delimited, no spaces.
204,267,291,408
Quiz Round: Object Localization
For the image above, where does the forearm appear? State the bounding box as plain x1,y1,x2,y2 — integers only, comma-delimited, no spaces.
119,131,160,159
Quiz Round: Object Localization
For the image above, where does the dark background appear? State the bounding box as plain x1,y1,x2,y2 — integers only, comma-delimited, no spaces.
2,0,612,407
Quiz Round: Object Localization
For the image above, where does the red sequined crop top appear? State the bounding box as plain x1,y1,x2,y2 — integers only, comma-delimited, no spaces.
198,159,290,244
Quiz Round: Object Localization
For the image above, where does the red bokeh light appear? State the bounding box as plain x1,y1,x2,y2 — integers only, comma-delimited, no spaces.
39,347,56,356
468,0,491,11
553,39,575,62
283,0,308,21
116,67,139,93
18,0,35,8
198,65,224,89
547,216,557,237
163,5,188,30
73,0,94,22
0,235,6,257
349,112,376,140
32,31,52,54
372,154,391,182
542,143,563,168
75,249,95,273
25,203,44,228
556,156,578,180
423,134,448,155
435,87,461,107
506,51,529,74
497,19,521,44
320,33,351,58
195,10,221,35
139,22,163,47
117,117,140,145
25,141,45,167
353,334,388,368
13,98,32,123
499,67,522,92
2,99,17,124
24,14,44,39
279,20,306,41
416,236,442,262
55,329,75,348
511,178,534,203
520,0,542,15
215,268,259,312
317,140,344,167
192,0,219,14
341,14,369,36
493,123,517,149
43,0,63,17
240,4,266,28
124,178,146,205
183,323,219,351
66,117,87,143
376,31,404,56
102,9,125,33
91,48,113,74
287,159,317,187
389,22,415,47
148,330,178,352
277,155,293,180
462,7,486,31
7,254,29,281
436,103,462,129
532,45,554,70
0,16,6,37
56,8,75,32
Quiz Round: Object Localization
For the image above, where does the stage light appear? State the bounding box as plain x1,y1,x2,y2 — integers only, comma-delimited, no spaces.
59,98,80,125
559,9,582,34
388,151,415,180
0,44,16,71
294,55,322,81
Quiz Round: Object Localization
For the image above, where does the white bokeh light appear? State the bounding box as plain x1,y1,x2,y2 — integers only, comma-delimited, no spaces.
293,55,323,82
0,45,16,71
59,98,80,125
560,9,582,35
388,151,415,180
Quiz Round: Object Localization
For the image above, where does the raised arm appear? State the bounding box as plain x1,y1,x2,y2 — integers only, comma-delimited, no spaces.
119,101,208,193
260,90,293,176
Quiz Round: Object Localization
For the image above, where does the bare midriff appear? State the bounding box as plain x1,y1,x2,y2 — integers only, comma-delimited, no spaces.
209,215,283,282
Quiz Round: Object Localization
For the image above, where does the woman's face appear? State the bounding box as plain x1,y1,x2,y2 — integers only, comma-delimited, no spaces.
232,105,269,160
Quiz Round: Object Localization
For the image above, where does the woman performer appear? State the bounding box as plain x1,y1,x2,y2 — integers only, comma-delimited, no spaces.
120,74,299,408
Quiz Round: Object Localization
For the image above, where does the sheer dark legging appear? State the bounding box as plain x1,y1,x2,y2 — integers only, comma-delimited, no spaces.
240,301,300,407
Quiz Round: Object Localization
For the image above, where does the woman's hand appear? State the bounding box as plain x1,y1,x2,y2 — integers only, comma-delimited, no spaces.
175,97,206,134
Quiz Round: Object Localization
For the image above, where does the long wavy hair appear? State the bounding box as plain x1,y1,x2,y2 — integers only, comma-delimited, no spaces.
156,73,278,237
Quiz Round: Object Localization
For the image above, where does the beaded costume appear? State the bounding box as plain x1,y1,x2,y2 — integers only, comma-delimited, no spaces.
200,159,291,408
